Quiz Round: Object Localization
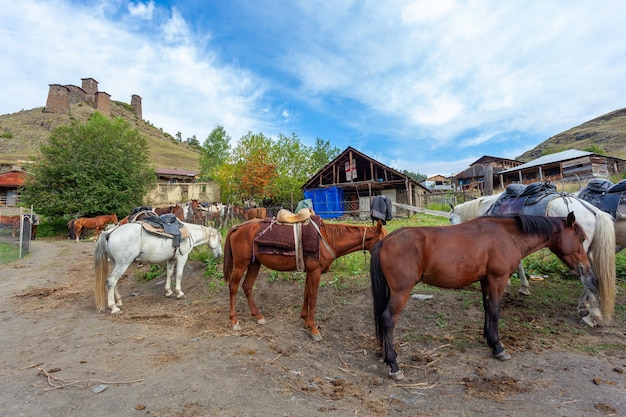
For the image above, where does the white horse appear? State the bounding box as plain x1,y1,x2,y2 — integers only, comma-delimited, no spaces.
450,193,616,327
94,221,223,314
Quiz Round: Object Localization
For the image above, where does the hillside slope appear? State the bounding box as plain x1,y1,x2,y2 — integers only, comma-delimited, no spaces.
517,107,626,161
0,102,200,170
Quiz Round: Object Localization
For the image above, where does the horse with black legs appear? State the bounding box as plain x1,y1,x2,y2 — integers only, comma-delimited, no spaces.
370,213,602,380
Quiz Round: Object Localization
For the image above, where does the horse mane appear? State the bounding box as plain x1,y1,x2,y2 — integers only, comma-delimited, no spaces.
321,222,357,242
515,214,586,240
453,198,483,221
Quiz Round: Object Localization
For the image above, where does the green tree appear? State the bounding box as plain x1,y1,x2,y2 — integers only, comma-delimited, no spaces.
268,133,312,207
20,112,156,218
310,138,340,173
199,125,231,180
230,131,277,203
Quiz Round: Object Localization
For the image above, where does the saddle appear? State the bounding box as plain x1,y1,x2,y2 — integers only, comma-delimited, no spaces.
254,214,323,271
276,208,314,223
140,213,189,248
578,178,626,219
129,206,157,222
488,181,561,216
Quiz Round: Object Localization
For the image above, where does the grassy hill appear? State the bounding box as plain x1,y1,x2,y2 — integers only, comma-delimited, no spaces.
0,101,201,170
517,107,626,161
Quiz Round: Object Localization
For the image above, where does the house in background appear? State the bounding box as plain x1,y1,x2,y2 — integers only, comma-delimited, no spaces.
301,146,430,218
421,175,454,191
498,149,626,188
0,169,28,206
452,155,522,195
155,168,199,184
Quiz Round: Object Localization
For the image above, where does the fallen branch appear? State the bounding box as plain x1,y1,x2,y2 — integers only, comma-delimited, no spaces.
38,368,144,391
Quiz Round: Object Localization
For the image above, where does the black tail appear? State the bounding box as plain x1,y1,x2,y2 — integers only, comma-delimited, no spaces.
370,240,389,347
68,219,76,239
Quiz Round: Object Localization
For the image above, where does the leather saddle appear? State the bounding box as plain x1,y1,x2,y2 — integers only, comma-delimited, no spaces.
140,213,189,248
488,181,561,216
578,178,626,219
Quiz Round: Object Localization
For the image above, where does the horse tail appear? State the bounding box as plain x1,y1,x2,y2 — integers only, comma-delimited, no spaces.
68,219,76,239
94,231,111,311
589,210,616,322
370,241,389,347
223,228,235,283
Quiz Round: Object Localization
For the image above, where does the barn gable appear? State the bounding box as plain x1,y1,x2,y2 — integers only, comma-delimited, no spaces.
302,147,429,218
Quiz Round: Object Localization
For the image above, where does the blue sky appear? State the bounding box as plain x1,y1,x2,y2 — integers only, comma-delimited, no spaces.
2,1,626,177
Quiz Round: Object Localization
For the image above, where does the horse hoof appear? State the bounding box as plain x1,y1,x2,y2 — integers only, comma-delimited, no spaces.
389,369,405,380
257,318,267,325
176,293,186,299
519,288,531,296
495,350,511,360
232,322,242,331
110,308,122,315
165,291,173,298
581,315,596,327
310,332,323,342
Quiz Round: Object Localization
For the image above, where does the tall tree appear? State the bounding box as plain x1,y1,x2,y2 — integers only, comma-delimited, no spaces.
231,132,277,203
268,133,311,207
20,112,156,218
310,138,340,173
199,125,231,180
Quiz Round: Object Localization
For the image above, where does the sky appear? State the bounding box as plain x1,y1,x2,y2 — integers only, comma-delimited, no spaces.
2,1,626,177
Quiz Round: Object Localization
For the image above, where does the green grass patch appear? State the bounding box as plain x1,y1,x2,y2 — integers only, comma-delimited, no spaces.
0,241,20,264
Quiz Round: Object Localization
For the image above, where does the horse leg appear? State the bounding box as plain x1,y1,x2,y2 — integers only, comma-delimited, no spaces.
75,225,81,243
301,269,322,341
241,262,265,324
228,262,253,331
106,264,129,314
481,276,510,360
173,256,188,299
578,276,602,327
517,261,531,296
164,259,176,297
382,291,411,380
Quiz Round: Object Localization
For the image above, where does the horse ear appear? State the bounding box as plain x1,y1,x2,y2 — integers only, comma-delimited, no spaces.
449,202,454,210
566,211,576,227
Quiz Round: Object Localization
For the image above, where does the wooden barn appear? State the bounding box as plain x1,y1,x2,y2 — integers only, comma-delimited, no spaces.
498,149,626,188
301,146,430,219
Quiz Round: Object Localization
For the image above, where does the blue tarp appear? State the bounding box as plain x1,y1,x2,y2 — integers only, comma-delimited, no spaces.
303,187,344,219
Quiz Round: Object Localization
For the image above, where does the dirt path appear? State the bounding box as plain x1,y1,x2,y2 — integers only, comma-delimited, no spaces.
0,238,624,416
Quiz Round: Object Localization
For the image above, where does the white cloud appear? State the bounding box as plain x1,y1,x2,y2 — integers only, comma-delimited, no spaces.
128,1,155,20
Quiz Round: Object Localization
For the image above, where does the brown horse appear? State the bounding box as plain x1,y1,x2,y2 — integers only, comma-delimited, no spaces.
223,217,388,341
243,207,267,220
371,213,598,380
154,204,185,220
1,215,20,236
71,214,118,243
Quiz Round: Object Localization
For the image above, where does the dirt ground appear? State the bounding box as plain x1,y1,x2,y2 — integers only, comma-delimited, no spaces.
0,233,625,417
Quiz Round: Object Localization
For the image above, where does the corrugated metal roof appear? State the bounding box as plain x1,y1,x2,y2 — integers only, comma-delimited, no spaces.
499,149,593,173
0,171,27,187
155,168,199,177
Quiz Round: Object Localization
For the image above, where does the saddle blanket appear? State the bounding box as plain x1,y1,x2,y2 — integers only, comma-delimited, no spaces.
254,216,322,260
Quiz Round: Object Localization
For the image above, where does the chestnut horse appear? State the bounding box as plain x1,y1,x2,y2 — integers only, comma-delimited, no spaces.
71,214,118,243
371,213,599,380
243,207,267,220
223,218,388,341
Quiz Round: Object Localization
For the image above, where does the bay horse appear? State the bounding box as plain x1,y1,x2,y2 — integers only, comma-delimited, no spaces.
223,218,388,341
94,221,223,314
1,215,21,236
70,214,118,243
371,213,598,380
243,207,267,220
449,193,616,327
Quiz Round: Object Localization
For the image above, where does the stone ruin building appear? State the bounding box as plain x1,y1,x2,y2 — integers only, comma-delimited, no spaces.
44,77,142,119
